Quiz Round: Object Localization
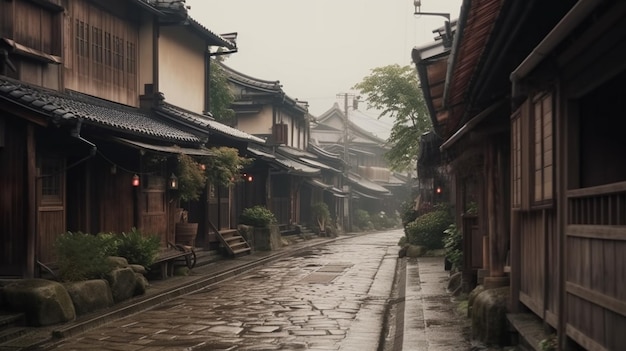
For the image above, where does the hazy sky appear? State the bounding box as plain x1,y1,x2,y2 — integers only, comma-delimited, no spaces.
187,0,462,117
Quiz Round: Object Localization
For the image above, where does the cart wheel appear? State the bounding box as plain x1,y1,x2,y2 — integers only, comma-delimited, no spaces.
185,249,197,269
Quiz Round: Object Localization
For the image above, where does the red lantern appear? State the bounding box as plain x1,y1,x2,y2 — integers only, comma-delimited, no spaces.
132,174,140,187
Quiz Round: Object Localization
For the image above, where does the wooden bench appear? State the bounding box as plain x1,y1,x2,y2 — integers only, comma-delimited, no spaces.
151,242,196,280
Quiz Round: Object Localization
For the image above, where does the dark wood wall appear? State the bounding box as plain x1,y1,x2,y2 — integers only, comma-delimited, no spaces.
0,115,27,276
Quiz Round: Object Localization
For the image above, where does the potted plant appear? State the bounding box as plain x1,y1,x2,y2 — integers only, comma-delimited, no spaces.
173,153,206,247
172,149,251,247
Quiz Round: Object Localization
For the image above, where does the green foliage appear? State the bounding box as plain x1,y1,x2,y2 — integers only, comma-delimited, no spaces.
240,206,277,228
311,202,331,230
176,153,207,202
353,209,373,231
55,231,114,281
443,224,463,271
539,334,557,351
202,147,252,187
370,211,399,230
353,64,431,172
405,208,453,250
209,58,235,125
54,229,161,281
115,228,161,267
400,200,418,226
397,235,408,247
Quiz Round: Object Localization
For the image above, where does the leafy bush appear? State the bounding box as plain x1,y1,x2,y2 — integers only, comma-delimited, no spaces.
400,200,418,227
405,208,453,250
115,228,161,267
353,209,373,231
443,224,463,271
55,231,114,281
311,202,331,231
397,235,408,247
240,205,277,227
371,211,399,230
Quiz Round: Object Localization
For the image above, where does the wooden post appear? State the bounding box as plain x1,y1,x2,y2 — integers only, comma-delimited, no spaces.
509,210,521,312
26,124,36,278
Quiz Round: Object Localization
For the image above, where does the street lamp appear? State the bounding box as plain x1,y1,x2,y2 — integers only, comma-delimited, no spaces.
413,0,453,48
413,0,450,20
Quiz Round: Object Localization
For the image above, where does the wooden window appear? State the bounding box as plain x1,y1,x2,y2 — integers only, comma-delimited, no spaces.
104,32,112,67
126,41,136,75
75,19,89,76
112,35,124,86
40,157,64,205
92,27,103,80
532,93,554,205
511,112,522,209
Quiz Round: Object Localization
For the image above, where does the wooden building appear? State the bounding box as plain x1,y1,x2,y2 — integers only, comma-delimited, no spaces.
0,0,256,278
414,0,626,349
222,63,332,230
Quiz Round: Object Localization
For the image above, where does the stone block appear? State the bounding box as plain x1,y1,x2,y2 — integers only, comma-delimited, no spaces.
107,256,129,269
134,273,149,296
471,286,510,345
64,279,114,316
2,279,75,326
105,267,137,303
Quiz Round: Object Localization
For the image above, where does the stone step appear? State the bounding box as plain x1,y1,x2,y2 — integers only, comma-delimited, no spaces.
0,326,30,343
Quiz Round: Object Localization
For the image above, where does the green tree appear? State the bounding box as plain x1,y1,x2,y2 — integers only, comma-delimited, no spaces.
353,64,431,172
209,58,235,125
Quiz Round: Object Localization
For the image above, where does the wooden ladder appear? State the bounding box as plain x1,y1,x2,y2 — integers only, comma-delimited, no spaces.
208,221,251,257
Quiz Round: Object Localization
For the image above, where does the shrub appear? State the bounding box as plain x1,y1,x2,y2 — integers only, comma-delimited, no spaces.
371,211,399,230
397,235,408,247
405,208,453,250
55,231,114,281
400,200,418,227
443,224,463,270
311,202,331,231
115,228,161,267
240,205,277,227
353,209,373,231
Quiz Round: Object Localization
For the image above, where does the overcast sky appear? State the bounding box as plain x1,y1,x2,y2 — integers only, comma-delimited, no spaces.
187,0,462,118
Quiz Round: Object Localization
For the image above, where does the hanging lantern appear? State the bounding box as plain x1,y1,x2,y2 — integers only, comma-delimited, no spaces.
169,173,178,190
132,174,140,187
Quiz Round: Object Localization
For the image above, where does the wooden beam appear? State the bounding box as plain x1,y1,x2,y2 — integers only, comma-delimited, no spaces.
568,280,626,346
0,101,49,127
567,181,626,198
566,224,626,241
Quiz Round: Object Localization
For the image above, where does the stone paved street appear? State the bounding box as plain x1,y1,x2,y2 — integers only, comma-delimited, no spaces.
39,230,404,351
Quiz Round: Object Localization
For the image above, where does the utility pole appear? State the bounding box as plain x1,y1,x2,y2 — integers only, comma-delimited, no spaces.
336,93,359,233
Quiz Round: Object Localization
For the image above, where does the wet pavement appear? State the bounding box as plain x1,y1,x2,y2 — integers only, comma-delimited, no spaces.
399,256,471,350
36,230,405,351
13,229,473,351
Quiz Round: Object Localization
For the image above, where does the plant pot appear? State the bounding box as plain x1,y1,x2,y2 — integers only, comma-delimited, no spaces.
175,222,198,247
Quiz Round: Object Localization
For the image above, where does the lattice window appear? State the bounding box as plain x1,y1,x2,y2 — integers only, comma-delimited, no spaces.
112,35,124,86
40,157,64,205
532,93,554,205
511,112,522,209
92,27,103,80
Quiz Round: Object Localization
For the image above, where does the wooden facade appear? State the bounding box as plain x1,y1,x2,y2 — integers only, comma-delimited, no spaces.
0,0,248,278
415,0,626,349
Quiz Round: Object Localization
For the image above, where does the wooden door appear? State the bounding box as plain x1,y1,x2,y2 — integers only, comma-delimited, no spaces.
141,175,167,245
37,156,66,264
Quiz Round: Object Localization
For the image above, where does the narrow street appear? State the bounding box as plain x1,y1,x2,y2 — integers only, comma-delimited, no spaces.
37,230,470,351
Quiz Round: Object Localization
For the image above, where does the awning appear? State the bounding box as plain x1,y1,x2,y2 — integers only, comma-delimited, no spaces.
300,157,341,173
352,190,383,200
347,173,391,194
274,155,320,176
328,186,348,198
112,137,215,156
247,146,275,159
306,178,332,189
2,38,62,64
440,100,506,151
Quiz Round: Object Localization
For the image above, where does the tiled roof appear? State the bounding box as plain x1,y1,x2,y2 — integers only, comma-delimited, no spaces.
220,63,282,92
156,103,265,143
0,78,200,143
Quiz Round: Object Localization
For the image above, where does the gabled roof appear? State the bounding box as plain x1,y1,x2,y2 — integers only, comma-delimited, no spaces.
155,102,264,143
313,103,389,145
0,78,200,143
133,1,236,49
247,145,320,176
221,63,308,115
